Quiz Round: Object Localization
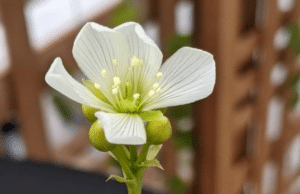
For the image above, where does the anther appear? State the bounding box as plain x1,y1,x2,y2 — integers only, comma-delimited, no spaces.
133,93,140,100
94,83,101,89
156,88,161,93
112,88,118,94
113,77,121,86
153,83,159,89
101,69,107,77
131,56,143,67
148,90,155,97
112,59,117,66
131,56,139,67
156,72,163,78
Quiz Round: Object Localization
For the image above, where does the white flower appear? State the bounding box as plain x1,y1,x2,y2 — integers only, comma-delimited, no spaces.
45,22,216,145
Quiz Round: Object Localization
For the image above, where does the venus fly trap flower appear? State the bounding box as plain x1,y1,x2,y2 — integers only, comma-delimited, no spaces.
45,21,215,194
45,22,215,146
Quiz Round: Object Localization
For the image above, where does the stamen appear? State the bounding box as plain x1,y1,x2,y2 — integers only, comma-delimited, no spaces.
132,93,140,105
94,83,101,89
133,93,140,100
153,83,159,89
101,69,107,77
112,59,117,66
131,56,143,67
156,88,161,93
125,82,131,97
156,72,163,78
148,90,155,97
112,88,118,95
131,56,139,67
113,77,121,86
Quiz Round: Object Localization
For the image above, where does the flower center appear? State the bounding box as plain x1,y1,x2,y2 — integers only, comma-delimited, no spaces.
84,56,164,113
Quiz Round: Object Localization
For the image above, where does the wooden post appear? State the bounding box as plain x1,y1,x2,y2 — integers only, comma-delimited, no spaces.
0,0,51,160
158,0,176,57
192,0,242,193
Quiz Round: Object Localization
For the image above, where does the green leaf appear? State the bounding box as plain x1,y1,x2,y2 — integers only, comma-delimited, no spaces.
139,110,164,122
167,34,192,55
174,130,194,149
106,175,135,184
166,176,189,194
288,23,300,56
169,104,193,120
146,144,163,161
139,159,164,170
52,95,73,123
112,0,140,27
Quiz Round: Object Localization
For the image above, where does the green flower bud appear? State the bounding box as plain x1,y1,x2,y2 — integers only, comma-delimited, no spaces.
146,115,172,145
82,105,98,122
89,120,116,152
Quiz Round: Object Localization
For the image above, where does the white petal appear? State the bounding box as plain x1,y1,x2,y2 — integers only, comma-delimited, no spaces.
72,22,130,95
143,47,216,110
114,22,163,94
45,58,115,112
95,112,146,145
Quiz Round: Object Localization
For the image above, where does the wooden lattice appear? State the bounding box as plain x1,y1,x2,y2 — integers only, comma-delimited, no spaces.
192,0,300,193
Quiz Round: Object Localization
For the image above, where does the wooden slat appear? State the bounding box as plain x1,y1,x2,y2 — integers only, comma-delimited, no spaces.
0,0,51,160
281,173,300,192
158,0,176,57
232,159,250,193
235,30,259,66
249,0,283,193
233,70,256,105
233,105,254,132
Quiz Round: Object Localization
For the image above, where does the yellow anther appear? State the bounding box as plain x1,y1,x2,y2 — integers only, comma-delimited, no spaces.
153,83,159,89
137,59,143,66
101,69,107,77
149,90,155,97
133,93,140,100
112,59,117,66
112,88,119,94
94,83,101,89
156,88,161,93
131,56,139,67
131,56,143,67
113,77,121,86
156,72,163,78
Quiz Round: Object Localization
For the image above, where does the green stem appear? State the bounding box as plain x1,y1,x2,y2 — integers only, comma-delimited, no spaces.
111,144,151,194
136,143,151,165
111,146,134,180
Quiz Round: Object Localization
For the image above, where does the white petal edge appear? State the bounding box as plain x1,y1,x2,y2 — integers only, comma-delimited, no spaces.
72,22,130,98
95,112,146,145
114,22,163,95
45,57,115,113
143,47,216,111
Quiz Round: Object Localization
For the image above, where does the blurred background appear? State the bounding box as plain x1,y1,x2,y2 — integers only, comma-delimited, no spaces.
0,0,299,193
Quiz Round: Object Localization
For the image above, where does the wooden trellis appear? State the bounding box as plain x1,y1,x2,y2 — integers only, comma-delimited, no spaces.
192,0,300,193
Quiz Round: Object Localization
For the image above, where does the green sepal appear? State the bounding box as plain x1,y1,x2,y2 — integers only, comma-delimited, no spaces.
108,151,117,161
106,175,136,184
139,110,164,122
138,159,164,170
146,144,163,161
145,115,172,145
82,105,98,122
89,120,116,152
